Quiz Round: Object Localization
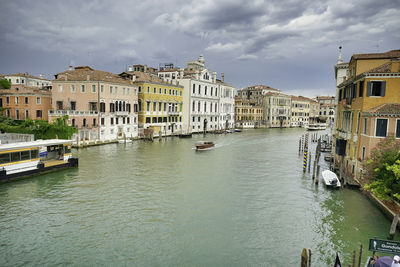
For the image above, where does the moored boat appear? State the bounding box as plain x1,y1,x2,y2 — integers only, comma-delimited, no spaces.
195,141,215,150
321,170,341,188
306,123,327,131
0,139,78,182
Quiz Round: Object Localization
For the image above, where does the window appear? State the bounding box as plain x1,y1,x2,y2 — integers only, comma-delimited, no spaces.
152,117,157,123
101,118,105,126
25,110,29,119
72,119,75,127
397,120,400,138
56,101,63,110
159,102,162,112
24,97,28,105
138,86,142,92
362,147,366,160
115,87,118,94
93,118,96,126
376,118,388,137
169,89,171,95
123,88,126,95
198,84,201,94
164,103,166,112
15,96,19,104
146,117,150,123
205,86,207,95
16,109,20,120
83,118,87,127
81,84,85,93
71,84,75,92
100,102,105,112
36,110,42,118
154,87,156,93
147,86,150,93
71,101,76,110
146,101,150,112
367,81,385,97
153,102,156,112
101,85,104,93
92,84,96,93
6,96,9,105
58,84,62,92
363,118,367,135
110,86,113,94
193,84,195,94
164,89,167,94
111,118,114,125
159,88,162,94
359,81,364,97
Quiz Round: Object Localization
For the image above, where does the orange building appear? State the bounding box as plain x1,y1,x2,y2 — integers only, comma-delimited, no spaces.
334,49,400,181
0,73,52,120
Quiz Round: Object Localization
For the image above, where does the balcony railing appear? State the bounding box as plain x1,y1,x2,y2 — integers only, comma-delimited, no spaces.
49,110,98,116
115,111,129,116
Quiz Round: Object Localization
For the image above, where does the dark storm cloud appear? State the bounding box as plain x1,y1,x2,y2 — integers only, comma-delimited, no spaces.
0,0,399,96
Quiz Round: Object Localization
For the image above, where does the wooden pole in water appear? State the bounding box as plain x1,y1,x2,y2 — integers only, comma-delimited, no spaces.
301,248,308,267
316,164,320,184
352,250,356,267
308,249,311,267
358,244,363,267
312,160,316,179
303,147,308,172
308,152,311,173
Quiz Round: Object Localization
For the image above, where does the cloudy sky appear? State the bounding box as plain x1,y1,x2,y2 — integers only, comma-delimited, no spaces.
0,0,399,97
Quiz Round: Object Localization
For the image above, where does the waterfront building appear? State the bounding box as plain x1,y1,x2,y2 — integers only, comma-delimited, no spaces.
237,85,283,127
121,67,183,136
315,96,335,124
309,98,320,125
333,49,400,181
158,56,235,133
50,66,139,142
234,97,263,128
0,73,52,121
290,95,311,127
263,92,291,128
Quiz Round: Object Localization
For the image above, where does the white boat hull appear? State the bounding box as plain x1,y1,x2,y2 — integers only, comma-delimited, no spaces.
322,170,341,188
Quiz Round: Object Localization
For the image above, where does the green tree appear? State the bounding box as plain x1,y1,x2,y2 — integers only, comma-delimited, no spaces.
0,78,11,89
363,135,400,200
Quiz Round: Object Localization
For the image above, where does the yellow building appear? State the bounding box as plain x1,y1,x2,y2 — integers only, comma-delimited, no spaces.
334,49,400,181
234,97,263,128
120,70,183,136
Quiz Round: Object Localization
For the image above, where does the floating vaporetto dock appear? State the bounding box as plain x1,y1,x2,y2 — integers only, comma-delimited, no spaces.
0,139,78,182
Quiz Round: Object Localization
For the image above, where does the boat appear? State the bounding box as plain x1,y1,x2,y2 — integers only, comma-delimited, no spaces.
118,138,133,144
321,170,341,188
234,129,242,132
0,139,78,182
195,141,215,150
305,123,327,131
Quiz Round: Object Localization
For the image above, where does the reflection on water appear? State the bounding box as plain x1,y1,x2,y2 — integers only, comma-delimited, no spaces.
0,128,396,266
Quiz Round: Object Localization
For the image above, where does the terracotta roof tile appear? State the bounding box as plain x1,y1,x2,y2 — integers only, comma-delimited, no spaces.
363,103,400,116
352,49,400,60
56,66,134,85
6,73,51,81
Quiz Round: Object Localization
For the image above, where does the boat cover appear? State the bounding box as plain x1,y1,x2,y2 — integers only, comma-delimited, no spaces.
373,256,393,267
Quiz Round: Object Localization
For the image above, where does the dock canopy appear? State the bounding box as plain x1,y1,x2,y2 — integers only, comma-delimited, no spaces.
0,139,73,152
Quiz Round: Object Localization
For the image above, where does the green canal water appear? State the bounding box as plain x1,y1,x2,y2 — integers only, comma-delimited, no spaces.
0,128,396,266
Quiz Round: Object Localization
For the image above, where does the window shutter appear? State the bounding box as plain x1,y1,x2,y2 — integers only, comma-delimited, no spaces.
381,81,386,96
367,82,372,96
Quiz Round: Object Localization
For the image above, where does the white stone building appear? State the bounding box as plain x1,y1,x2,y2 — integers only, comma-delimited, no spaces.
158,56,235,133
4,73,52,88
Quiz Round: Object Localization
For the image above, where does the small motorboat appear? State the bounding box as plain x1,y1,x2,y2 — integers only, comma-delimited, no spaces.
195,141,215,150
234,129,242,132
322,170,341,188
305,123,327,131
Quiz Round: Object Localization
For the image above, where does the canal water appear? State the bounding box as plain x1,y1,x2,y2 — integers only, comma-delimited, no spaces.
0,128,396,266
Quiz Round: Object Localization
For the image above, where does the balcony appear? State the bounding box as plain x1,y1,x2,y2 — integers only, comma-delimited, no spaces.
115,111,129,116
49,110,98,116
168,111,180,115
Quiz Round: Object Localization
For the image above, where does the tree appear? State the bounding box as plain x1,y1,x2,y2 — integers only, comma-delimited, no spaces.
0,78,11,89
362,135,400,200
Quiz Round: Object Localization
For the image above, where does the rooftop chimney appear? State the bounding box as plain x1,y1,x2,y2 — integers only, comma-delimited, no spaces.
131,75,136,82
221,73,224,83
69,65,73,71
212,71,216,83
128,66,133,72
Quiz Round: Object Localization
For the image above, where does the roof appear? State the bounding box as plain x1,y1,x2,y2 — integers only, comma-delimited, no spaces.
0,139,73,152
5,73,51,81
291,95,316,102
55,66,134,85
216,79,234,88
122,71,183,87
241,85,281,91
362,103,400,117
316,96,335,100
158,68,181,73
352,49,400,60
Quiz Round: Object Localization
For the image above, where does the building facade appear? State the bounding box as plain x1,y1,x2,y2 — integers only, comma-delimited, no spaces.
334,49,400,181
264,92,291,128
290,96,311,127
120,69,183,136
234,97,263,128
50,66,139,141
0,73,52,121
158,56,235,133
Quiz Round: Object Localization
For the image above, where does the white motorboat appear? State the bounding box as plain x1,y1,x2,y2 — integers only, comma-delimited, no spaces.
321,170,341,188
306,123,327,131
